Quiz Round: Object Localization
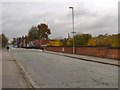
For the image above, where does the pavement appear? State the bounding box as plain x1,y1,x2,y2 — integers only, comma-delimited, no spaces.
45,51,120,66
2,48,28,88
27,49,120,66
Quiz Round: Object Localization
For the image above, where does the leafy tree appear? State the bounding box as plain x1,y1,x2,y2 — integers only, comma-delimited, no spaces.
92,34,120,47
96,37,104,46
87,38,96,46
61,38,68,46
27,26,39,42
74,34,92,46
27,23,51,42
118,34,120,46
102,35,112,46
0,34,1,46
66,34,92,46
11,38,16,45
37,23,51,40
0,33,8,47
111,34,119,47
67,38,73,46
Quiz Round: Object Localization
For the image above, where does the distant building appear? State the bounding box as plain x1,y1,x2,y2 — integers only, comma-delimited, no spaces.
22,35,28,47
34,39,62,47
16,35,28,48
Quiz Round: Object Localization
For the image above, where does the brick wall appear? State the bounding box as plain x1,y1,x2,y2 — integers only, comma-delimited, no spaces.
107,49,120,59
43,46,120,59
75,47,97,56
64,47,73,54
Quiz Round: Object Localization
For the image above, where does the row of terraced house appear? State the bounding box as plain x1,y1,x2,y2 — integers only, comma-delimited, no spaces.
14,35,62,48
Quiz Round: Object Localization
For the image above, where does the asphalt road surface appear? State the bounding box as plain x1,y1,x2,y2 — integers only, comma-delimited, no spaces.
10,46,118,88
0,49,2,89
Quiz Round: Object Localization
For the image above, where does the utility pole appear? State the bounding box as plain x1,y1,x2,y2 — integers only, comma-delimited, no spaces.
69,7,76,54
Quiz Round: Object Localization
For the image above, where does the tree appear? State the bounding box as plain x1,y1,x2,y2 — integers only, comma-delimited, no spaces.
87,38,96,46
118,34,120,47
37,23,51,40
67,38,73,46
74,34,92,46
96,37,104,46
92,34,120,47
11,38,16,45
66,34,92,46
27,23,51,42
0,34,1,46
0,33,8,47
111,34,119,47
61,38,68,46
27,26,39,42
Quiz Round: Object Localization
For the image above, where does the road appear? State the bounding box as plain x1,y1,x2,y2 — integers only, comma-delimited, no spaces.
10,46,118,88
0,49,2,89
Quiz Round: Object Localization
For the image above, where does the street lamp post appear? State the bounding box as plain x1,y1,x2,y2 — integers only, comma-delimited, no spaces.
69,7,76,54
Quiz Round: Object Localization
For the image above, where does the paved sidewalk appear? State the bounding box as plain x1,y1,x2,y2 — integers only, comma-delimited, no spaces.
2,49,27,88
44,50,120,66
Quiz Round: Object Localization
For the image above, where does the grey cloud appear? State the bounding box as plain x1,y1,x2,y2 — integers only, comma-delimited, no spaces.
2,2,118,41
72,4,118,36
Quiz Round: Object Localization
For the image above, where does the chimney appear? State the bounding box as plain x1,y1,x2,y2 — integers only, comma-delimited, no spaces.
68,33,70,39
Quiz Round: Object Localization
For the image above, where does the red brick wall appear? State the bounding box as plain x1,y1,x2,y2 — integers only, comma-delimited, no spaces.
107,49,120,59
64,47,73,54
97,47,107,57
43,46,120,59
75,47,98,56
44,46,63,52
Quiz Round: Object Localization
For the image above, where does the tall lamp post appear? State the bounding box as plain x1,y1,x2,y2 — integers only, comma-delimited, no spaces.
69,7,76,54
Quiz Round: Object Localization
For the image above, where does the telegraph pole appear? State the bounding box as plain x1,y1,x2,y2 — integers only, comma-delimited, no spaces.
69,7,76,54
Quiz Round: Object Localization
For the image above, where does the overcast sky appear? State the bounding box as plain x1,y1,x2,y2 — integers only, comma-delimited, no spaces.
1,0,119,41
